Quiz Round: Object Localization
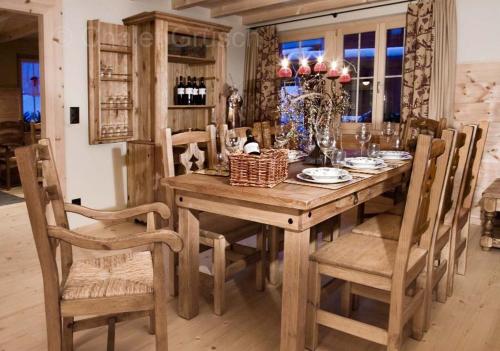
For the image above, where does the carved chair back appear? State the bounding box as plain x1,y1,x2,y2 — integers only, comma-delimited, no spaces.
403,117,447,152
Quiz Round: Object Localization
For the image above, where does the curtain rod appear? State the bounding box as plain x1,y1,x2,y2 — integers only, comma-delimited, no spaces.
249,0,414,30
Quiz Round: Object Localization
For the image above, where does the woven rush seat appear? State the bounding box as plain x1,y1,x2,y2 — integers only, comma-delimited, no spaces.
311,233,427,280
62,251,153,300
352,213,402,241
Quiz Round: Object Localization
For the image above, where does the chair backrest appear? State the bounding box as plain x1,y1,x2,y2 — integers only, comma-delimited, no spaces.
461,121,489,210
260,121,275,149
162,125,217,178
403,117,447,152
30,122,42,144
0,120,24,146
15,139,73,295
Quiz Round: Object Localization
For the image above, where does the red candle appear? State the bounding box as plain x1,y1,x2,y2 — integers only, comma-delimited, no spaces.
327,61,341,79
339,67,352,84
313,56,327,73
278,58,292,78
297,58,311,76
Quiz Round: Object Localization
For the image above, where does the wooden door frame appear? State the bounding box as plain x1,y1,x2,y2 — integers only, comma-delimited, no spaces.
0,0,66,191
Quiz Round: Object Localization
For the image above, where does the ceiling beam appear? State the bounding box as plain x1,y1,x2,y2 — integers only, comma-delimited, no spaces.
211,0,318,18
172,0,221,10
242,0,390,25
0,20,37,43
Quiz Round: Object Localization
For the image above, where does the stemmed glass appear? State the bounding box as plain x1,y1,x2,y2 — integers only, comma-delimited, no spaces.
331,149,346,169
274,123,289,148
225,129,241,154
382,121,395,144
215,153,227,175
355,123,372,157
316,126,336,166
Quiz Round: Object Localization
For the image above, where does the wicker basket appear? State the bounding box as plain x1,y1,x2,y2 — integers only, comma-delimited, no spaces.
228,149,288,188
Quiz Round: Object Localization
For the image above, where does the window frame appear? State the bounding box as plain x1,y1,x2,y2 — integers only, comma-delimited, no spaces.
278,14,406,132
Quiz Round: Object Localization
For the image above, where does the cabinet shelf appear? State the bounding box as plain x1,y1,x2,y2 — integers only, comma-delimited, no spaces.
101,77,132,82
168,54,216,65
169,105,215,109
100,45,132,55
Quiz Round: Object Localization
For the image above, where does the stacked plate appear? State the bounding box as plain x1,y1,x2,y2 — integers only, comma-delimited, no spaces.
344,157,387,170
297,167,352,184
288,149,308,162
378,150,412,160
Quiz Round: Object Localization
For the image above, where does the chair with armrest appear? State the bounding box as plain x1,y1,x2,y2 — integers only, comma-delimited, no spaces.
16,138,182,351
162,125,265,316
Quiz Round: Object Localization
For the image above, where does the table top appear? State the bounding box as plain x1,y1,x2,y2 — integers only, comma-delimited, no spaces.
163,161,411,211
483,178,500,198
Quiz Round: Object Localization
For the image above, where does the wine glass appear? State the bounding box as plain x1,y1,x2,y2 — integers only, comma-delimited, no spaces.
382,121,395,143
316,126,336,166
355,123,372,157
331,149,346,169
225,129,241,154
274,123,289,148
368,143,380,158
215,153,227,175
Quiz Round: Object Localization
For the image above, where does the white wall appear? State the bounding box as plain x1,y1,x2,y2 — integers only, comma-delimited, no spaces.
457,0,500,63
63,0,246,227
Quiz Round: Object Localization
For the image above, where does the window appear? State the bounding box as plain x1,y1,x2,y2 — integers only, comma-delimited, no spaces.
20,58,41,123
279,15,406,127
279,38,325,96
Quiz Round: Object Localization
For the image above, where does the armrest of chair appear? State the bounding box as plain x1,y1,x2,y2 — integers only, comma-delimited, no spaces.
47,225,183,252
64,202,171,221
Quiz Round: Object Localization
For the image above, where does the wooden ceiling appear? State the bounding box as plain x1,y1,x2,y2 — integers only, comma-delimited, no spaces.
172,0,389,25
0,10,38,43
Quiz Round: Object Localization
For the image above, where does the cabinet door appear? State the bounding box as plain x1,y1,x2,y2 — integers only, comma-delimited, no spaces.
88,20,137,144
127,141,155,219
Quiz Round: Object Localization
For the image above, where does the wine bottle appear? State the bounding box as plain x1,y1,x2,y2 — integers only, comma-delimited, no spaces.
177,76,185,105
199,77,206,105
173,76,179,105
243,129,261,155
192,77,199,105
186,76,193,105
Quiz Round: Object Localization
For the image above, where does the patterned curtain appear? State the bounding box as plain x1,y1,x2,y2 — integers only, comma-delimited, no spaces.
243,26,279,125
401,0,435,123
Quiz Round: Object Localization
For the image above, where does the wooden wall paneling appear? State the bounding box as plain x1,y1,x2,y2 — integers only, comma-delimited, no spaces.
0,88,22,122
215,33,227,125
454,62,500,222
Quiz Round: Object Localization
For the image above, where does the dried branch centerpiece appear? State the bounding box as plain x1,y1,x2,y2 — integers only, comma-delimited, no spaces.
277,56,354,164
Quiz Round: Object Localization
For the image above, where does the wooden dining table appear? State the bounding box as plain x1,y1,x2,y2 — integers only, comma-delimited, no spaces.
162,159,412,351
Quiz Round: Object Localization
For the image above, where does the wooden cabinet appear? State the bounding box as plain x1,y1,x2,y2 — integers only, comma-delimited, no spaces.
87,12,230,208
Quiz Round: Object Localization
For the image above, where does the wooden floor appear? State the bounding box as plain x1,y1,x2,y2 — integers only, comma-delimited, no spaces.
1,198,500,351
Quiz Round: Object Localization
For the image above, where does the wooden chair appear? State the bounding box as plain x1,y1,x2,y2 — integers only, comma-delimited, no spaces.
162,125,265,315
351,127,476,330
446,121,489,296
30,122,42,144
0,120,24,189
306,134,447,351
16,139,182,351
402,117,447,152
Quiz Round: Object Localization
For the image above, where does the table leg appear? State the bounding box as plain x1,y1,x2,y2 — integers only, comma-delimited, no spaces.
480,210,495,251
178,207,200,319
269,226,283,286
280,228,310,351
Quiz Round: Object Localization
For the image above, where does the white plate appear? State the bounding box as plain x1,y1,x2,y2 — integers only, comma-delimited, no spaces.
345,157,384,167
297,173,353,184
344,162,387,170
379,151,412,160
302,167,349,180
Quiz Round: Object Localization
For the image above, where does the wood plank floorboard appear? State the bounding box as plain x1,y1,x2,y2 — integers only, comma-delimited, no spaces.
0,200,499,350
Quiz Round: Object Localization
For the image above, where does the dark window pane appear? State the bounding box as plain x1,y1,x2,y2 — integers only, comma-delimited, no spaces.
358,78,373,123
384,77,402,122
344,33,359,78
341,80,358,123
385,27,405,76
359,31,375,77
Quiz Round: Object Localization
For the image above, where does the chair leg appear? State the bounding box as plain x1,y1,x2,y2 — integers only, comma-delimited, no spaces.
436,242,450,303
411,277,426,340
149,310,156,335
62,317,74,351
153,243,169,350
168,251,178,297
256,226,266,291
446,227,459,297
6,161,11,190
457,218,470,276
305,261,321,351
45,296,62,351
268,226,282,286
213,237,226,316
340,282,352,317
106,317,116,351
